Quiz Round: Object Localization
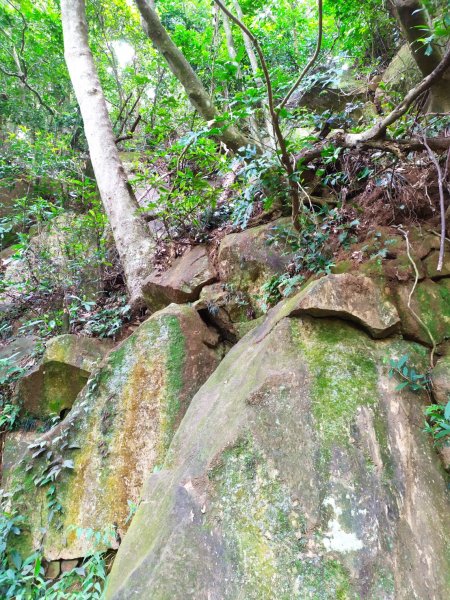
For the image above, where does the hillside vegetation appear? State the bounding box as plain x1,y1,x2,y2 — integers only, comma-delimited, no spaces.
1,1,450,598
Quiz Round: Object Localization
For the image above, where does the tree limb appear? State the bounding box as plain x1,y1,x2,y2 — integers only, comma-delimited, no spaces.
278,0,323,111
135,0,252,153
345,46,450,144
0,63,55,115
422,135,447,272
115,114,142,143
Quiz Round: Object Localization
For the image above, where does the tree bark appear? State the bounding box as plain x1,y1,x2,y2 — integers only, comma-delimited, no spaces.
60,0,156,307
135,0,252,153
394,0,450,112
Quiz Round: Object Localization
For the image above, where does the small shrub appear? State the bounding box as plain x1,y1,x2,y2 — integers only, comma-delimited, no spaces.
424,401,450,446
388,354,429,392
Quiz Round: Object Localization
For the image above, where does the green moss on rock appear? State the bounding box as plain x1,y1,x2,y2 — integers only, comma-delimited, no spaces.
4,305,219,561
209,436,354,599
292,319,378,446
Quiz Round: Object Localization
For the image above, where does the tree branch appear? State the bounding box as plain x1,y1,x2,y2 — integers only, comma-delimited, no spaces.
278,0,323,111
345,45,450,144
0,63,55,115
422,135,447,272
115,114,142,143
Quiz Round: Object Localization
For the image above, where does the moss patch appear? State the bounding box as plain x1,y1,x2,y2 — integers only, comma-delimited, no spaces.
292,319,378,447
159,315,186,457
208,436,354,599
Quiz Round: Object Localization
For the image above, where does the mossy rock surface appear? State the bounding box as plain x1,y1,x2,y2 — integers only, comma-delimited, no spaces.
143,245,217,312
106,312,449,600
218,218,294,317
431,354,450,405
393,278,450,346
5,305,220,560
14,334,113,417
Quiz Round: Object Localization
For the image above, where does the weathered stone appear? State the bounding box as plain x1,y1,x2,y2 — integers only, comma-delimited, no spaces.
332,228,440,283
193,283,255,340
392,278,450,346
218,218,294,316
6,305,220,560
287,69,368,114
255,273,400,340
0,431,38,485
431,355,450,405
423,250,450,279
0,336,38,381
143,245,217,312
60,559,78,573
377,44,422,100
15,335,112,418
106,316,449,600
438,445,450,471
45,561,61,579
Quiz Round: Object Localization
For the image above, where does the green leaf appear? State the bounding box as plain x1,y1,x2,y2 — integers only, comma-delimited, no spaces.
395,381,409,391
444,400,450,421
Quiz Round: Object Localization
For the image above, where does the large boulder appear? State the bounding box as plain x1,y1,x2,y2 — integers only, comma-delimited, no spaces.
14,334,113,418
268,273,400,339
5,305,221,560
0,336,38,382
392,278,450,346
1,431,38,485
287,69,368,114
106,313,449,599
376,44,422,102
193,283,256,341
143,245,217,312
431,355,450,405
218,218,294,316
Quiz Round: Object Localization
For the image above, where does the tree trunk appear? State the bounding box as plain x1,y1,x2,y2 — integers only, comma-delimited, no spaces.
222,11,241,76
394,0,450,112
231,0,275,147
135,0,252,153
60,0,156,307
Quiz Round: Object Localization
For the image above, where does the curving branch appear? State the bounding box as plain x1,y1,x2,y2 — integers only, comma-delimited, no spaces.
0,62,55,115
345,45,450,145
278,0,323,111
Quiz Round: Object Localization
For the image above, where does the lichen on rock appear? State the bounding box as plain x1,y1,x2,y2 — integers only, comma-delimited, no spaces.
106,314,449,600
4,304,220,560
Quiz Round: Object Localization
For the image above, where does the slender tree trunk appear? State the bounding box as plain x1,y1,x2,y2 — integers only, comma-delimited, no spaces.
394,0,450,112
60,0,156,307
135,0,252,153
222,11,241,77
221,9,264,146
231,0,275,147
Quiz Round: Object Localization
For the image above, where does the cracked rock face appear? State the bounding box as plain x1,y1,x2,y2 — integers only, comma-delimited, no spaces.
5,305,220,560
143,245,217,312
431,355,450,405
106,314,449,600
14,334,113,417
285,273,400,338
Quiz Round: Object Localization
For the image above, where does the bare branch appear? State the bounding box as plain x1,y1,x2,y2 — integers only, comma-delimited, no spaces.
422,135,447,272
0,62,55,115
115,114,142,143
346,46,450,144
